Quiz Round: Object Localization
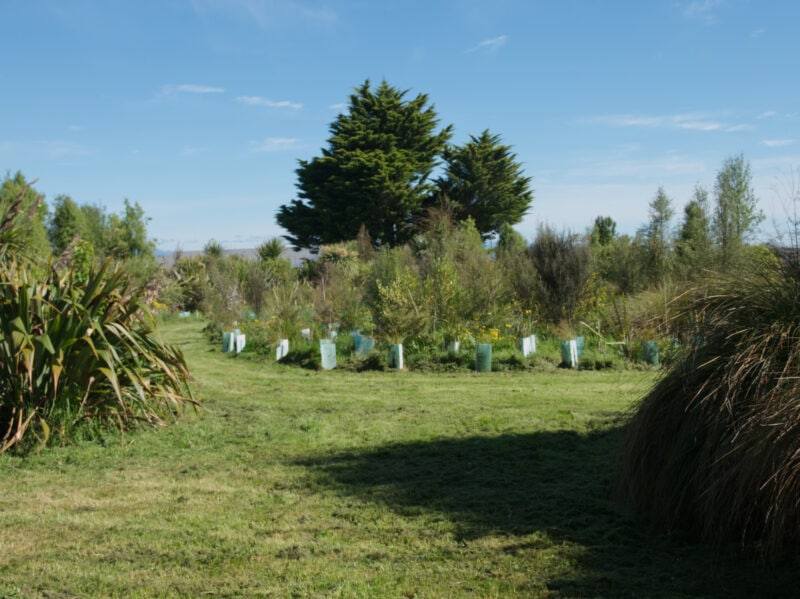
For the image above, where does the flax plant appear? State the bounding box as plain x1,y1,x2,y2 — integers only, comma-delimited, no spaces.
0,188,195,452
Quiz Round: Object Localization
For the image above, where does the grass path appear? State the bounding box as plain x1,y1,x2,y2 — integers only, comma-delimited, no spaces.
0,321,795,598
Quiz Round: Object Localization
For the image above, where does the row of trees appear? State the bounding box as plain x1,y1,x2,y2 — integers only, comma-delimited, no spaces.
592,154,764,294
0,171,156,274
277,80,533,250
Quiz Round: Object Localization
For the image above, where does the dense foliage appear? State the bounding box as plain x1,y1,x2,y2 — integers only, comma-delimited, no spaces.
435,130,532,239
185,154,770,374
277,80,453,249
277,80,533,250
0,176,195,453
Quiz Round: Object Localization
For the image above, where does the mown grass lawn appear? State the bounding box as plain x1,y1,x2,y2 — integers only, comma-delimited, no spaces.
0,320,796,598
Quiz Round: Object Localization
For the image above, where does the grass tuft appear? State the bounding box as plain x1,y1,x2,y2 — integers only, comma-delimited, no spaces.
619,251,800,558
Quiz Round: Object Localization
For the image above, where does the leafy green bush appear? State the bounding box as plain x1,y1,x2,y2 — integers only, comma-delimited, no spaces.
0,258,196,453
527,225,591,325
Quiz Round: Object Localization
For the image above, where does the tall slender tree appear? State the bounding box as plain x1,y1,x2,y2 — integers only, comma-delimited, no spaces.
107,199,155,260
642,186,674,285
675,184,713,276
712,154,764,269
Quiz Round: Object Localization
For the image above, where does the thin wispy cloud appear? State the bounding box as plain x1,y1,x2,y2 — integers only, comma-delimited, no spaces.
564,154,708,182
758,110,778,120
236,96,302,109
191,0,336,29
761,139,796,148
177,84,225,94
466,35,508,53
677,0,725,24
329,102,347,111
250,137,300,152
677,119,722,131
39,140,89,157
750,27,766,38
585,112,749,133
181,145,210,156
155,83,225,101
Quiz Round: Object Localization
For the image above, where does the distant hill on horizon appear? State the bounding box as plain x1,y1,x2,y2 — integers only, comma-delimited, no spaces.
157,247,314,269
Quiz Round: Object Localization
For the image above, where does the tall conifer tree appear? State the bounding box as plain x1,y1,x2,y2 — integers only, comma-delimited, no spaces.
277,80,452,250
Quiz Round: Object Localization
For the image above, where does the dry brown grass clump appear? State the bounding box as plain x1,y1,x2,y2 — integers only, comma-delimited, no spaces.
619,249,800,558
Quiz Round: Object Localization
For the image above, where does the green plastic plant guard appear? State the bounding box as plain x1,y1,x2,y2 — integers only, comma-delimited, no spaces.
356,336,374,355
642,341,659,366
320,339,337,370
388,343,404,369
575,336,585,357
475,343,492,372
560,340,579,368
222,332,234,353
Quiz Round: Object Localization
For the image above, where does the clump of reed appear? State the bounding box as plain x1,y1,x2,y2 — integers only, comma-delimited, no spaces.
619,248,800,558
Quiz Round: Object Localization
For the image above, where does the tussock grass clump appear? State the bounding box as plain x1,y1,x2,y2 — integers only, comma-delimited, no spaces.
619,250,800,558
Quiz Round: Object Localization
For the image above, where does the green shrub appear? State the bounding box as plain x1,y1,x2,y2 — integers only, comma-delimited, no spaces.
527,225,591,325
0,258,196,453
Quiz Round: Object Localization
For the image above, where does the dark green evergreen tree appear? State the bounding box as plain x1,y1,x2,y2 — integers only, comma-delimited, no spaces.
435,130,532,239
277,80,452,250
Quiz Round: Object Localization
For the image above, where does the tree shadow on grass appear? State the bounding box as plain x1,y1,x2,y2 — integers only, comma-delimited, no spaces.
298,421,799,598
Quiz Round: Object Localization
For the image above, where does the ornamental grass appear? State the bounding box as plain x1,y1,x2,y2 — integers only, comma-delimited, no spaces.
619,248,800,559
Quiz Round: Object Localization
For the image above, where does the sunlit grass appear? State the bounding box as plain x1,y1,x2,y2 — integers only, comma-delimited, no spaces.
0,320,794,598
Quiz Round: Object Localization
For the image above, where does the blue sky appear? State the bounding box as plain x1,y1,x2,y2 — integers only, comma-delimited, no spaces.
2,0,799,250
